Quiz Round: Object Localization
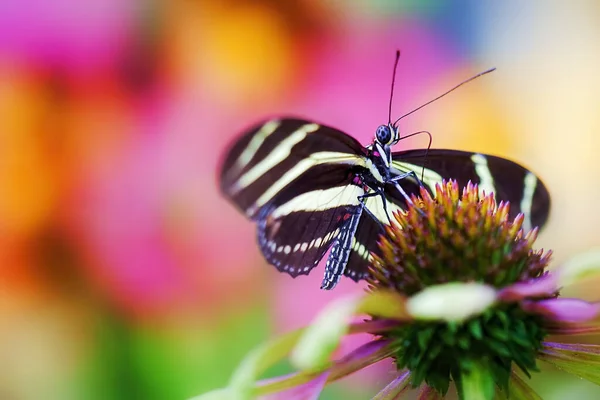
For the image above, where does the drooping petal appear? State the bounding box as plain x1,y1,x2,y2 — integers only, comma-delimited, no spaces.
327,339,395,382
522,298,600,323
291,291,408,371
256,339,395,396
371,371,411,400
545,321,600,335
254,371,322,396
289,295,357,372
500,372,542,400
497,274,558,302
557,248,600,290
417,384,443,400
348,319,400,335
229,328,306,396
407,282,497,322
538,342,600,385
260,372,329,400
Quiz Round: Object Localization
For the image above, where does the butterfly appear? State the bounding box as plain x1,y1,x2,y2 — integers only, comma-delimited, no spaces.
219,52,550,290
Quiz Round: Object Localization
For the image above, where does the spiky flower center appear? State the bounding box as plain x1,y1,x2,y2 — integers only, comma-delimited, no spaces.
369,181,551,295
367,181,552,394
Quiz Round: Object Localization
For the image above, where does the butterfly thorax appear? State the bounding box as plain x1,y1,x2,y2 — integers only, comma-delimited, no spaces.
353,143,390,194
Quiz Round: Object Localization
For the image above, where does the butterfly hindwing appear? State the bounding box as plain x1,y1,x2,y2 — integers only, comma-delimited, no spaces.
257,182,365,277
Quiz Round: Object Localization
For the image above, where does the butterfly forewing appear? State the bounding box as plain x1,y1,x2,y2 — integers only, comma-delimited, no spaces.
391,149,551,231
220,118,367,219
220,117,374,277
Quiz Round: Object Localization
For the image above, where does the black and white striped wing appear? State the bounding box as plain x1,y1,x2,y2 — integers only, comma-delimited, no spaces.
390,149,551,232
220,118,367,218
335,149,552,286
257,183,365,277
220,118,370,277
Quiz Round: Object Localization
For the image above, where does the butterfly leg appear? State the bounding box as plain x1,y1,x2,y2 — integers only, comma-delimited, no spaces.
389,170,424,187
357,191,390,227
387,171,426,216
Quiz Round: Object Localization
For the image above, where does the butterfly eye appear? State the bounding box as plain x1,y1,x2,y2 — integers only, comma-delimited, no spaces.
376,125,392,144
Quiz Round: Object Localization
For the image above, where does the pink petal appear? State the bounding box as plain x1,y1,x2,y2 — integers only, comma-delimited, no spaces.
542,341,600,355
256,339,394,397
328,339,395,383
417,384,442,400
336,339,391,364
372,370,411,400
545,322,600,335
522,298,600,323
497,274,558,302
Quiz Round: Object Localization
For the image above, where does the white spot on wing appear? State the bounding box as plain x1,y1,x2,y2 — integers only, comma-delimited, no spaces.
351,237,370,260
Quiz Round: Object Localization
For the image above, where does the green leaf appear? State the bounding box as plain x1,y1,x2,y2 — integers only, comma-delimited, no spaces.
468,319,483,340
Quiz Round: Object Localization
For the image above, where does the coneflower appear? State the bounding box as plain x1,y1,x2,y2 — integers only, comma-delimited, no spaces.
195,181,600,399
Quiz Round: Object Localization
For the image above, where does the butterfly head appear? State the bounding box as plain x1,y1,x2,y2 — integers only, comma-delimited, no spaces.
375,123,400,147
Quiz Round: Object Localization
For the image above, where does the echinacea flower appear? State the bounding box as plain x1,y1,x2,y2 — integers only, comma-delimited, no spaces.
194,181,600,399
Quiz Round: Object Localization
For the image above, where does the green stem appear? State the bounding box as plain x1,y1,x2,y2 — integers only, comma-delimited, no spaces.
458,361,495,400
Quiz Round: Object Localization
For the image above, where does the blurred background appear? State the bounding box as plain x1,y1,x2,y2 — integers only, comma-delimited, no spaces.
1,0,600,399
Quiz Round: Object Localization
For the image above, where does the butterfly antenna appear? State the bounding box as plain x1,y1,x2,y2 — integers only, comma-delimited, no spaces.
393,67,496,125
388,50,401,125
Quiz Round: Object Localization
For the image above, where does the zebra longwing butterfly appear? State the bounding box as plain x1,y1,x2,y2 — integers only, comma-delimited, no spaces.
219,54,551,290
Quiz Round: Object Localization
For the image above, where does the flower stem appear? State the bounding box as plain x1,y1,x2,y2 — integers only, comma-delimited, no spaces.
457,361,495,400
